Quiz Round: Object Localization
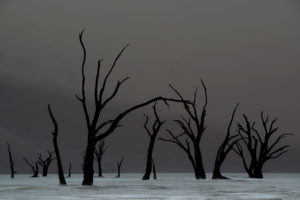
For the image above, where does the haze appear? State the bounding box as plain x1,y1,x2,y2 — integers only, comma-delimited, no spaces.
0,0,299,173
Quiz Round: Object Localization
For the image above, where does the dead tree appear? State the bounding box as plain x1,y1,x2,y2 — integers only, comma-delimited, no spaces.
7,142,16,178
116,156,124,178
234,112,292,178
77,30,190,185
159,81,207,179
212,103,240,179
38,151,55,177
152,159,157,180
94,140,108,177
67,163,71,178
23,158,39,177
48,104,66,184
142,103,165,180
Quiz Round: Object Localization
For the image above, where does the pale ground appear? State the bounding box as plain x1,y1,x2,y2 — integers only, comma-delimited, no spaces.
0,173,299,200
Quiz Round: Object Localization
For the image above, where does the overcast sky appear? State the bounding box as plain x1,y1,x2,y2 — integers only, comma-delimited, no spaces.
0,0,299,173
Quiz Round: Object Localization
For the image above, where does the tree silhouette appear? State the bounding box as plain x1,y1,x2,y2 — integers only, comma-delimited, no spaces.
7,142,16,178
48,104,66,184
234,112,292,178
23,158,39,177
142,103,165,180
116,156,124,178
94,140,108,177
77,30,190,185
67,162,71,178
159,81,207,179
212,103,240,179
38,150,55,177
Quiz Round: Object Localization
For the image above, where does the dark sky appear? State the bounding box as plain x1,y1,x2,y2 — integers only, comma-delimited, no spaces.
0,0,299,173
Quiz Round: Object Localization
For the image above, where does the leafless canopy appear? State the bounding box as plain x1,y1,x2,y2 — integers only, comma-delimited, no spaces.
234,112,292,178
38,150,55,177
94,140,108,177
78,30,191,185
159,80,208,179
23,158,39,177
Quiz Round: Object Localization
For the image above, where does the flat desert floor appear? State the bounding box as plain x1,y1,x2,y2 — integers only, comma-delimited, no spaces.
0,173,299,200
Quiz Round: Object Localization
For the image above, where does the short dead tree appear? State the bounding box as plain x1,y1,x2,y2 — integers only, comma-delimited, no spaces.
38,151,55,177
67,162,71,178
116,156,124,178
23,158,39,177
94,140,108,177
48,104,67,184
7,142,16,178
234,112,292,178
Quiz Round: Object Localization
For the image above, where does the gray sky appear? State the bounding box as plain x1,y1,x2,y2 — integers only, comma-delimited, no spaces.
0,0,299,173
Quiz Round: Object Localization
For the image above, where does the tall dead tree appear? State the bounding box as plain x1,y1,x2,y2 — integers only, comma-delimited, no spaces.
7,142,16,178
212,103,240,179
94,140,108,177
159,81,208,179
23,158,39,177
116,156,124,178
77,30,189,185
38,151,55,177
142,103,165,180
234,112,292,178
48,104,66,184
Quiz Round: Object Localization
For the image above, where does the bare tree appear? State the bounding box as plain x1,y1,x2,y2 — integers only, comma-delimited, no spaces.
159,81,207,179
142,103,165,180
7,142,16,178
94,140,108,177
48,104,66,184
77,30,190,185
38,150,55,177
23,158,39,177
234,112,292,178
116,156,124,178
67,162,71,178
212,103,240,179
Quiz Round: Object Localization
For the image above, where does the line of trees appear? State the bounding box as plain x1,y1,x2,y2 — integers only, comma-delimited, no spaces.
3,30,292,185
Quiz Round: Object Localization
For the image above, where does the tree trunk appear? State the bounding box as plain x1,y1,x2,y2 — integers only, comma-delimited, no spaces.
53,135,66,184
68,163,71,177
252,165,263,178
142,140,155,180
117,166,121,178
32,163,39,178
212,156,228,179
42,166,49,177
97,158,102,177
7,143,15,179
48,104,66,184
194,144,206,179
82,139,96,185
212,165,228,179
152,159,157,180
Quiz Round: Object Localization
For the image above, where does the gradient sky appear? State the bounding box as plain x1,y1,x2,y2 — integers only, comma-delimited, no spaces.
0,0,299,173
